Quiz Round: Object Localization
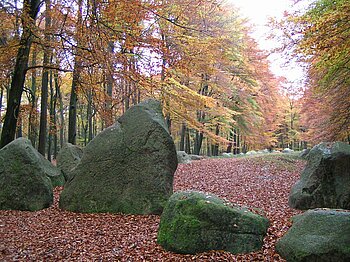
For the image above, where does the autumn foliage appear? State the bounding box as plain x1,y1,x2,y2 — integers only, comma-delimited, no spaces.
277,0,350,144
0,0,287,154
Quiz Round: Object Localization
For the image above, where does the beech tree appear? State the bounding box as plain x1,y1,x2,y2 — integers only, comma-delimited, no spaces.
38,0,52,155
0,0,289,155
0,0,41,148
275,0,350,143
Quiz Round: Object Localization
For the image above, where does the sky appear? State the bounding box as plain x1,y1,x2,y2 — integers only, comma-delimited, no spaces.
229,0,310,84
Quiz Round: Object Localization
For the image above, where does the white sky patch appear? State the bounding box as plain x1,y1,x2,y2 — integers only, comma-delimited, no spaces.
228,0,312,84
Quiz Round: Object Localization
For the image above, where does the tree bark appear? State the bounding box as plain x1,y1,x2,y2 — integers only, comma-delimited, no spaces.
47,70,53,161
185,127,191,154
87,88,94,142
105,41,114,127
38,0,51,156
179,122,186,151
52,71,58,159
211,124,220,156
0,0,41,148
57,82,64,148
68,0,83,144
28,46,37,147
68,72,78,144
0,88,3,122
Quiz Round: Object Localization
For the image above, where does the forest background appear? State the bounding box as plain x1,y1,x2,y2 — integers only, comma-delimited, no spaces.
0,0,349,160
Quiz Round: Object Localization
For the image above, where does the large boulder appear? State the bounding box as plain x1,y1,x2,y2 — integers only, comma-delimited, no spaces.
276,209,350,262
56,143,83,181
177,151,191,164
59,99,178,214
289,142,350,210
0,138,57,211
157,191,269,254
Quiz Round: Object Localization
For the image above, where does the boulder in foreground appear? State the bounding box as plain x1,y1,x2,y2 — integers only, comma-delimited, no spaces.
276,209,350,262
157,191,269,254
59,99,177,214
0,138,56,211
289,142,350,210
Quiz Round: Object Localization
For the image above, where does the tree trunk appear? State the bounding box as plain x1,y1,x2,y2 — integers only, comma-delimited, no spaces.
185,128,191,154
57,82,64,148
194,130,203,155
0,0,41,148
87,88,94,142
179,122,186,151
236,131,241,154
226,129,233,153
52,71,59,158
38,0,51,156
68,73,78,144
68,0,82,144
105,41,114,127
0,88,3,121
28,46,37,147
47,70,53,161
211,124,220,156
233,129,238,154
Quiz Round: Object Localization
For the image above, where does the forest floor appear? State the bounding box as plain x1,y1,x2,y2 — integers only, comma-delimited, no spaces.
1,154,305,261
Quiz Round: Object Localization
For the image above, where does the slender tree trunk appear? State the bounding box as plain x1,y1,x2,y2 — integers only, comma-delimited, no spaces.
185,128,191,154
206,138,211,157
68,0,82,144
226,129,233,153
237,131,241,154
180,122,186,151
87,88,94,142
57,82,64,148
194,131,203,155
47,70,54,161
68,75,78,144
38,0,51,156
0,88,3,121
233,129,238,154
211,124,220,156
52,71,59,158
28,46,37,147
105,41,114,127
0,0,41,148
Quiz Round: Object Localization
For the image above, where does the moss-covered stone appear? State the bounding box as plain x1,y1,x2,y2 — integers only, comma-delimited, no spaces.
59,99,177,214
157,191,269,254
56,143,83,181
0,138,57,211
276,209,350,262
289,142,350,210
